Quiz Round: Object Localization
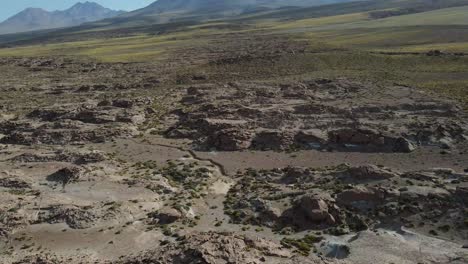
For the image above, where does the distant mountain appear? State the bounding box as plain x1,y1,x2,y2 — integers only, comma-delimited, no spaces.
0,1,125,35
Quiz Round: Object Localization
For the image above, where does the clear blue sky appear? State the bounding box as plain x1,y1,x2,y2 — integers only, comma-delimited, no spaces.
0,0,156,21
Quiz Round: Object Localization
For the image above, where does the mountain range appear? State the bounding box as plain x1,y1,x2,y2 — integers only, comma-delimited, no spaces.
0,1,124,35
0,0,355,35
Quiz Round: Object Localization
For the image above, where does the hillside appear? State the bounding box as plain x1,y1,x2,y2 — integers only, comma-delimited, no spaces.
0,1,124,35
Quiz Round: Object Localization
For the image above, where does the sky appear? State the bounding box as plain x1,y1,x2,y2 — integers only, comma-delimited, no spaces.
0,0,156,21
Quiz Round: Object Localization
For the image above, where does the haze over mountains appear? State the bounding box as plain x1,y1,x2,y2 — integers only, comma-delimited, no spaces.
0,1,124,35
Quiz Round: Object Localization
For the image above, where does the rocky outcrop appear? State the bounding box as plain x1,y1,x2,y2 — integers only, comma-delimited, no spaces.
344,165,397,182
252,130,295,151
401,168,466,182
11,150,106,164
147,208,183,225
294,129,328,149
29,106,147,125
328,128,415,153
118,232,325,264
336,187,386,210
206,128,253,151
2,127,136,145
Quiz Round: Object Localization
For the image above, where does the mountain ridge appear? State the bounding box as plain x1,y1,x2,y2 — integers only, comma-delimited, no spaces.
132,0,354,15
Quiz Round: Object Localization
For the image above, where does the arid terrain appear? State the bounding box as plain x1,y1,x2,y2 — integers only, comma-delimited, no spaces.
0,0,468,263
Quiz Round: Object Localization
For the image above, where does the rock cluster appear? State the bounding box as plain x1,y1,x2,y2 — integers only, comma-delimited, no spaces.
0,97,154,145
32,203,120,229
166,80,467,152
11,150,106,164
224,164,467,239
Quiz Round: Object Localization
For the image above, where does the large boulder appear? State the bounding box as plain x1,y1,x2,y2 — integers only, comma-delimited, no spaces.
392,137,416,153
284,194,337,229
47,166,83,186
297,195,335,224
